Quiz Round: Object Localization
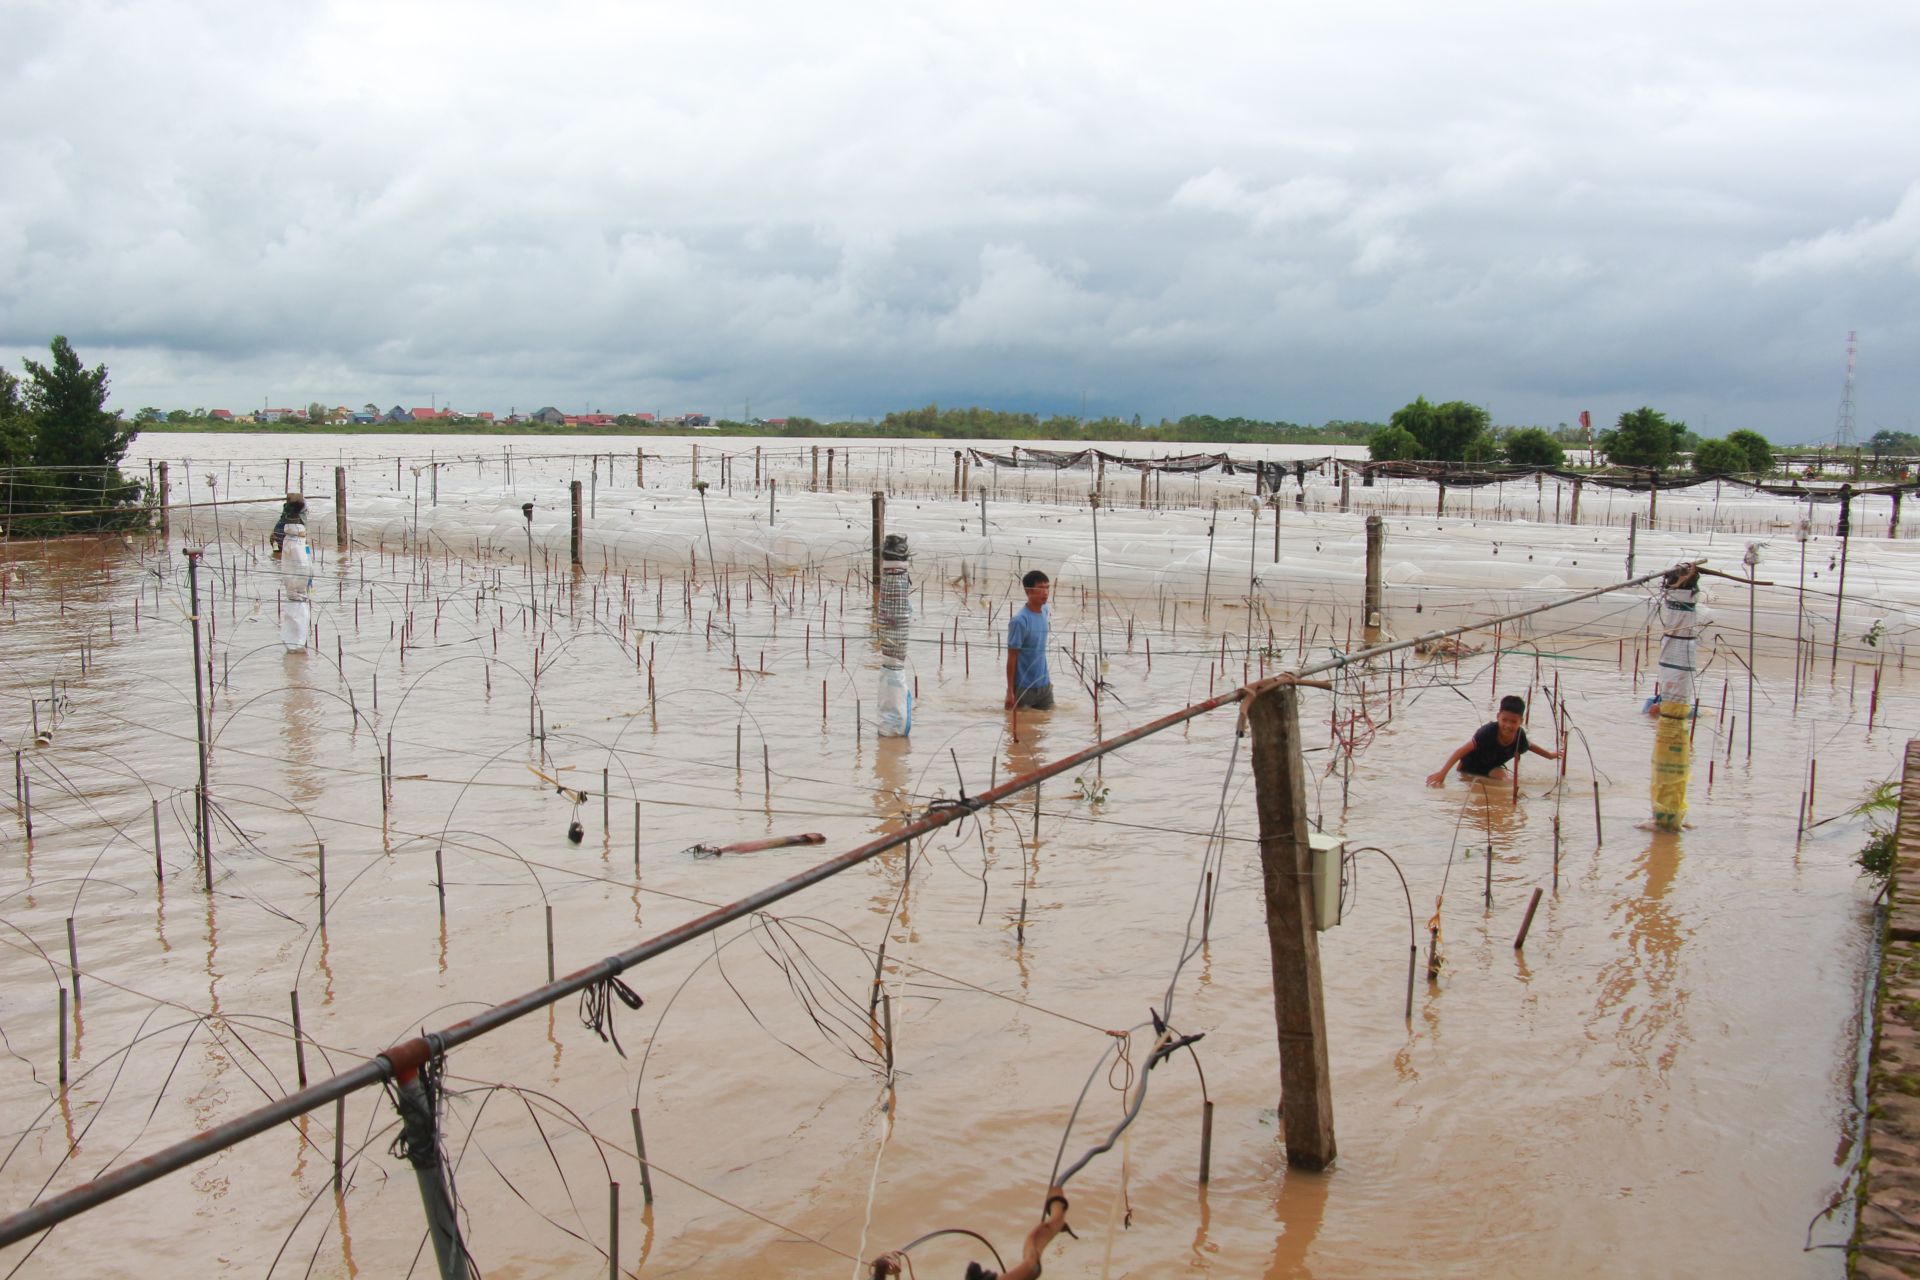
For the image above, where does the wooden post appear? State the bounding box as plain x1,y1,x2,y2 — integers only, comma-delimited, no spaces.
1892,489,1902,540
1647,471,1658,527
953,450,962,497
1626,513,1638,578
1338,471,1350,513
570,480,584,568
1363,514,1384,640
1568,477,1581,526
691,443,699,484
827,447,835,490
636,448,645,488
870,491,885,596
811,446,819,491
1246,684,1336,1170
333,465,348,550
157,460,171,536
1436,481,1446,518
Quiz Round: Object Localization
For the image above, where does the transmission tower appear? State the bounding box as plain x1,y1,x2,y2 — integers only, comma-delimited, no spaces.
1833,330,1857,447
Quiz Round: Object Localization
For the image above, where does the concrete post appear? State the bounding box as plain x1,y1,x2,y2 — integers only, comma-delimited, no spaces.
1246,683,1336,1170
1363,514,1385,640
333,466,348,550
570,480,583,568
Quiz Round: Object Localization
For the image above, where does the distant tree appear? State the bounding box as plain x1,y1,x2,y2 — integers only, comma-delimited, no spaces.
1503,428,1565,467
1692,438,1745,475
1389,397,1492,461
9,336,145,530
134,406,162,423
1367,425,1422,461
1724,429,1773,474
363,402,380,418
307,401,327,422
167,409,191,423
1599,407,1684,471
24,336,137,472
0,369,29,467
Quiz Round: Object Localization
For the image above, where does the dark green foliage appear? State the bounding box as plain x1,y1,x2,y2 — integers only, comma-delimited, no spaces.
0,369,31,469
1861,830,1897,880
1388,397,1493,461
1724,429,1773,474
1692,438,1746,475
1503,427,1564,468
4,336,146,534
1599,407,1685,471
1852,781,1900,881
1367,425,1422,461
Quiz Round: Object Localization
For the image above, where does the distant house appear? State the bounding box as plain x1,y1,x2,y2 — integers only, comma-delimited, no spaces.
351,413,377,424
576,413,614,428
330,406,353,422
410,407,440,422
209,409,234,421
473,412,495,423
633,412,655,423
531,406,566,426
385,405,411,423
681,414,713,428
260,407,296,422
767,418,789,427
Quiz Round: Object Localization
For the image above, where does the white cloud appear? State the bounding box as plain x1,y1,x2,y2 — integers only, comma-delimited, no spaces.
1751,183,1920,280
0,0,1916,435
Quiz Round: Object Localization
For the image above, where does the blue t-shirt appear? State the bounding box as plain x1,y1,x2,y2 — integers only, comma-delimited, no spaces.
1008,605,1051,691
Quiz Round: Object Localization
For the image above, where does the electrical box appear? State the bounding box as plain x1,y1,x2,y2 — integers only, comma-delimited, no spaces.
1307,832,1345,931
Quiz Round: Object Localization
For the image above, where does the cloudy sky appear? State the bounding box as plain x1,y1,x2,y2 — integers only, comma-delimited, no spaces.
2,0,1915,440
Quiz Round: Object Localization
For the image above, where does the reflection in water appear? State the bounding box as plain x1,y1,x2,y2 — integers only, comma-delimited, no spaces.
281,653,322,809
1589,832,1691,1076
1264,1166,1330,1279
871,737,912,835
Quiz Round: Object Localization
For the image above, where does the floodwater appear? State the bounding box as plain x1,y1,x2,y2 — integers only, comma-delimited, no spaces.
0,435,1908,1277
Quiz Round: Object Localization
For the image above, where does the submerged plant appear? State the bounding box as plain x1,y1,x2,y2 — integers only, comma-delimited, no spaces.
1073,774,1110,805
1850,780,1901,881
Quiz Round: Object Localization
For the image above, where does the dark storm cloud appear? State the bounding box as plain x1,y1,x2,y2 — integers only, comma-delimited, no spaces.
1,0,1916,437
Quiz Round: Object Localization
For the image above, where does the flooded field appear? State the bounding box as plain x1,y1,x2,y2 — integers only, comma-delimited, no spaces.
0,434,1912,1277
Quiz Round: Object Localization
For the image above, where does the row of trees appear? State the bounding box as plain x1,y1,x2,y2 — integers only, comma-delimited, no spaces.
1365,398,1567,467
1,337,144,531
1367,399,1777,475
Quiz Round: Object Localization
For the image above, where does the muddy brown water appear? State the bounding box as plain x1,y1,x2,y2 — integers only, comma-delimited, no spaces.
0,467,1901,1278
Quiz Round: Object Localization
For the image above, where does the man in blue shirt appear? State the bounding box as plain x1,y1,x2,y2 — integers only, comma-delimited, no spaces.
1005,570,1054,711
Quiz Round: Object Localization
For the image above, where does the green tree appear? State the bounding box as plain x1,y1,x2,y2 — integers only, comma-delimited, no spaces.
1503,427,1565,467
13,336,145,530
308,401,327,422
1692,438,1745,474
134,406,162,423
24,336,136,471
1724,429,1773,474
1462,434,1502,463
1388,397,1492,461
1367,425,1421,461
1599,407,1684,471
167,409,191,423
0,369,30,467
